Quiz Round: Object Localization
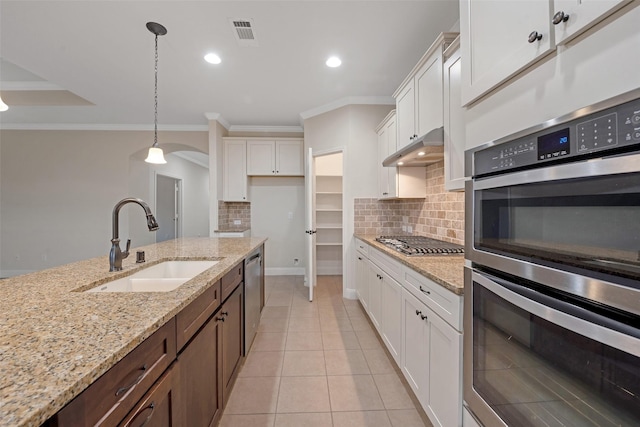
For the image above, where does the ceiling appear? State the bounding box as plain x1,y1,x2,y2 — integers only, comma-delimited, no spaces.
0,1,459,131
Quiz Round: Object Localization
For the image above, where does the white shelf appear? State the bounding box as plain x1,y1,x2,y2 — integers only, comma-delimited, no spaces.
317,224,342,229
316,209,342,212
316,242,343,246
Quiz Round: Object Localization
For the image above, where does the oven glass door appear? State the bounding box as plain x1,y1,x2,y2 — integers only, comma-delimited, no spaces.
474,170,640,284
470,271,640,427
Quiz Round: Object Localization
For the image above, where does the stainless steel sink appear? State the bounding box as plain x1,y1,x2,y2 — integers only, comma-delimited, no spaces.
87,260,219,293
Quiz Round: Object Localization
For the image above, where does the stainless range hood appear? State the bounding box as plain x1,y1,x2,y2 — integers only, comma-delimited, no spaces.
382,126,444,167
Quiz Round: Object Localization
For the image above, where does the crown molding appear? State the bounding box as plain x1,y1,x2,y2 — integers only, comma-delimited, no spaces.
0,123,209,131
228,125,303,133
299,96,395,121
204,112,231,130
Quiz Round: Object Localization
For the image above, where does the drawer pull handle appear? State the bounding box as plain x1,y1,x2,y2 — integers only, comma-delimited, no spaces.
221,311,229,316
115,364,147,396
419,286,431,295
125,402,155,427
217,316,226,322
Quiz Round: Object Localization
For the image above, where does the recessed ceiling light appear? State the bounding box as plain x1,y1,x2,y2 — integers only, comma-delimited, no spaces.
417,151,426,156
326,56,341,68
398,161,404,166
204,53,221,64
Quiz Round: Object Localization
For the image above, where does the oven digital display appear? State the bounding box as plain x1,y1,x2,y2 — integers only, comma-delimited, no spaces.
538,128,570,160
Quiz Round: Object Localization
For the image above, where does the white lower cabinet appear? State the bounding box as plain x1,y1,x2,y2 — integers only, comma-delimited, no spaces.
380,271,403,365
402,288,462,427
355,252,369,312
355,239,463,427
368,261,383,332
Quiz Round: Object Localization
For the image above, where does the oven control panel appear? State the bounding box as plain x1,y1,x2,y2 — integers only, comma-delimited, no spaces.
474,94,640,176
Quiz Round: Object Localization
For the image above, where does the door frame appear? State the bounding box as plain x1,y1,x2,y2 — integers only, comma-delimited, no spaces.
308,146,346,284
154,172,183,242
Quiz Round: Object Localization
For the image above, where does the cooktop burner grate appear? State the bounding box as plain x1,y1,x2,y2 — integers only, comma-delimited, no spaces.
375,235,464,256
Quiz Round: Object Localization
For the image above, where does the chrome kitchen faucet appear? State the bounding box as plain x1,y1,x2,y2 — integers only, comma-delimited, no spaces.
109,197,159,271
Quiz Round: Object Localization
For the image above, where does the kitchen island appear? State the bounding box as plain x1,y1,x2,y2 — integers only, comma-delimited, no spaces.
0,237,266,427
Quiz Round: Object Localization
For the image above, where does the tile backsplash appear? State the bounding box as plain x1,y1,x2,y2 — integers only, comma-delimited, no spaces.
354,161,464,245
218,200,251,229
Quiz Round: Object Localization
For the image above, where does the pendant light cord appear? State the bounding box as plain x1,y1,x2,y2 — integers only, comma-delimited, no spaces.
154,33,159,147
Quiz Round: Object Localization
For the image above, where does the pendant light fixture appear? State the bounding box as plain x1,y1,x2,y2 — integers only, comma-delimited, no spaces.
0,95,8,112
145,22,167,164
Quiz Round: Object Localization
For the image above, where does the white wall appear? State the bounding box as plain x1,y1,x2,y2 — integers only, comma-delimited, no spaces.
0,129,207,276
464,4,640,150
304,104,394,297
249,176,305,275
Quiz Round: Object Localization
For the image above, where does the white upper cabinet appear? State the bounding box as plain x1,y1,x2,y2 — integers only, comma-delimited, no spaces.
394,33,458,150
552,0,632,45
443,38,466,192
222,139,248,202
246,139,303,176
460,0,633,106
460,0,555,106
376,111,426,200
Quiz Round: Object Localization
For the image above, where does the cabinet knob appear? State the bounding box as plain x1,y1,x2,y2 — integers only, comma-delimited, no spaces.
272,170,275,173
415,309,422,316
420,314,428,321
552,11,569,25
528,31,543,43
382,192,388,196
221,311,229,316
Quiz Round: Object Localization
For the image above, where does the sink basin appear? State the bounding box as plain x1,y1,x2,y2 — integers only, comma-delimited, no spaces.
87,260,219,293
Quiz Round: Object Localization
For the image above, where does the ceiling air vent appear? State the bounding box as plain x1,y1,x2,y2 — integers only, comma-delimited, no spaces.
230,18,258,46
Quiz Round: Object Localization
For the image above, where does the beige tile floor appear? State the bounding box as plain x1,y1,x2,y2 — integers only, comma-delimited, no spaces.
220,275,433,427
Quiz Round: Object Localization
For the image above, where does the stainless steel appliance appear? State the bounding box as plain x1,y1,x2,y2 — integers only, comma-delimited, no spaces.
376,235,464,256
464,88,640,427
244,246,263,354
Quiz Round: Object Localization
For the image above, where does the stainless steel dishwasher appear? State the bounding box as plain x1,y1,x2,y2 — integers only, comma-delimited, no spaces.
244,246,263,354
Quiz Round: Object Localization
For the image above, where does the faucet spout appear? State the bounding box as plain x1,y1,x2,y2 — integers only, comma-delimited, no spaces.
109,197,159,272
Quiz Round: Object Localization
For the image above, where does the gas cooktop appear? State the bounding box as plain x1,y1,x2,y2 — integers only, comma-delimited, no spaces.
375,235,464,256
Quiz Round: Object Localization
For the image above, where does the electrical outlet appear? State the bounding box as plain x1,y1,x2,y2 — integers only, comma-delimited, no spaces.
402,225,407,232
233,219,241,225
407,226,413,234
293,258,299,265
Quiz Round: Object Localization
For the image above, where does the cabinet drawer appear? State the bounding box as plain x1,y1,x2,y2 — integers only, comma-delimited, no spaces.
369,247,402,283
119,361,180,427
403,268,462,331
222,262,243,301
355,238,369,257
55,318,177,427
176,280,222,350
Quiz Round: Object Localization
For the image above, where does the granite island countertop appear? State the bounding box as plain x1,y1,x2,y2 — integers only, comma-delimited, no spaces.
0,236,266,427
355,234,464,295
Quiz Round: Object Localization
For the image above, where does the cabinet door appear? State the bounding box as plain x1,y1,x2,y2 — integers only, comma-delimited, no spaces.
425,307,462,427
401,289,429,403
443,47,465,192
179,314,223,427
368,262,383,332
223,140,248,201
120,363,181,427
377,125,390,198
415,53,443,137
460,0,554,106
380,273,403,365
396,80,416,149
553,0,632,45
385,117,399,198
275,140,303,175
247,140,276,175
355,254,369,311
222,283,244,402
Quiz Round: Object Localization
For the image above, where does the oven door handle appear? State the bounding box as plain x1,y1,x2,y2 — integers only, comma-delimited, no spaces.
472,270,640,356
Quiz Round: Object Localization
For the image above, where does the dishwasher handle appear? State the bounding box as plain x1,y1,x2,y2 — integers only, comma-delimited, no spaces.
247,253,261,264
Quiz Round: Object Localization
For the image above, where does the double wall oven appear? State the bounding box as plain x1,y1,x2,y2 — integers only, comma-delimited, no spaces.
464,89,640,427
